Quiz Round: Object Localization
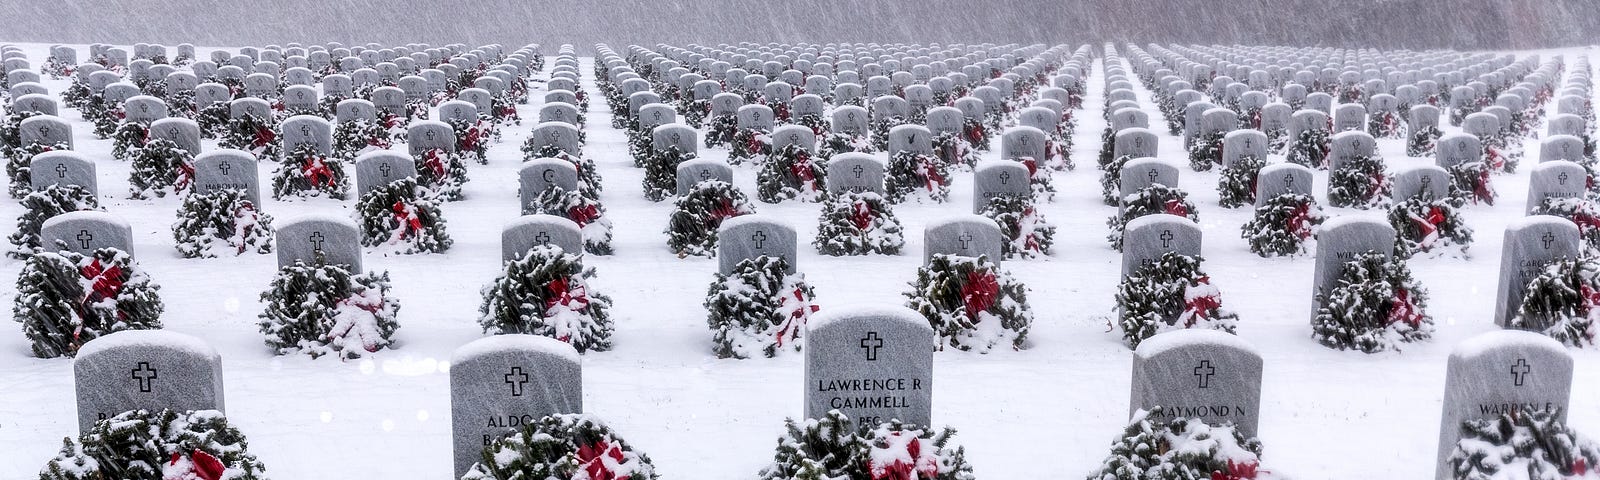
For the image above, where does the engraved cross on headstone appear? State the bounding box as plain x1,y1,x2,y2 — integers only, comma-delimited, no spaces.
1511,358,1531,387
219,162,232,175
957,232,974,249
859,331,884,361
309,232,326,252
55,163,68,178
999,172,1011,185
852,165,864,178
504,367,529,396
751,230,767,249
1542,232,1555,250
534,231,551,245
698,169,712,181
380,162,392,178
1559,172,1569,185
1159,229,1174,248
1193,360,1216,388
1147,169,1159,183
77,230,93,249
132,362,158,393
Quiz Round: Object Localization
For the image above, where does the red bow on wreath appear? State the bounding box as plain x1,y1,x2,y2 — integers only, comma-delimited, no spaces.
568,204,600,228
460,123,484,152
744,133,765,156
965,124,984,144
175,160,196,191
1367,172,1387,201
576,440,627,480
171,450,226,480
544,277,591,316
1473,169,1495,205
1164,198,1189,217
252,126,275,149
868,432,938,480
789,151,816,184
916,155,944,191
391,201,424,239
1387,287,1425,329
233,202,260,254
422,149,448,178
302,156,335,187
1182,276,1222,327
1486,147,1505,171
81,259,125,305
1410,206,1447,250
1210,459,1260,480
709,199,742,224
1020,157,1039,177
1022,207,1043,252
961,270,1000,320
1287,202,1312,240
850,198,873,230
774,287,819,348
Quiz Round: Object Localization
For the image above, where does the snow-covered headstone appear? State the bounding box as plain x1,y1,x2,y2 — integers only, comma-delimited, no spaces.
29,151,97,195
1310,216,1395,322
277,214,362,271
450,335,582,478
41,211,133,259
1433,330,1573,480
502,214,582,262
1253,163,1314,207
923,215,1005,266
972,160,1032,214
1525,161,1588,215
1130,329,1263,436
193,150,261,206
1389,165,1450,202
74,330,225,432
354,151,416,197
674,159,733,196
827,153,886,196
717,215,797,275
1493,216,1581,326
804,305,934,426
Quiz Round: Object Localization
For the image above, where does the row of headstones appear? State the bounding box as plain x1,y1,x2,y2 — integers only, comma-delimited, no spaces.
64,312,1575,479
651,42,1090,95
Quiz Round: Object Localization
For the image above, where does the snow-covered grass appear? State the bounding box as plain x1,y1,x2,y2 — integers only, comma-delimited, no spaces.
1,41,1598,479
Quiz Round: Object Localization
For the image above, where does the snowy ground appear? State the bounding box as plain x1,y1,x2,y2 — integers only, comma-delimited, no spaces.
1,42,1599,479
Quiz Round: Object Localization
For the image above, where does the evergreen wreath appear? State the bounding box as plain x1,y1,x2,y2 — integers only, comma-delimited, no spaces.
819,131,876,161
1511,256,1600,347
641,143,694,202
1100,154,1134,205
1407,124,1443,157
39,409,267,480
258,260,400,359
667,180,756,258
705,255,818,359
355,177,452,254
8,184,100,258
413,147,470,201
1312,250,1434,353
13,248,163,358
704,114,739,149
1096,127,1117,172
83,98,122,138
979,194,1055,259
1016,157,1057,202
1107,184,1198,251
270,143,348,200
1388,195,1473,259
1187,131,1225,172
1446,161,1496,207
1326,154,1389,209
332,117,397,161
527,186,614,256
218,113,279,160
1114,252,1239,349
885,149,950,204
447,117,493,165
109,120,151,161
478,245,614,353
963,117,990,152
1367,111,1404,139
903,254,1031,353
460,413,659,480
127,138,195,199
1085,406,1286,480
931,131,979,170
0,109,43,160
813,191,905,256
195,103,231,139
870,117,907,152
1286,128,1330,169
1216,155,1265,208
756,410,975,480
730,127,772,164
6,141,69,199
757,143,827,203
1447,408,1600,480
1241,193,1324,258
172,188,275,258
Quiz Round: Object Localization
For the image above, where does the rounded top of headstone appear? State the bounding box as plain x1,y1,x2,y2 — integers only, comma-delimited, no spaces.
718,214,791,234
41,210,129,233
452,333,580,365
1533,159,1584,174
808,304,931,334
1134,329,1257,359
830,152,885,169
1320,213,1390,232
77,329,219,361
1513,214,1580,232
1450,330,1567,361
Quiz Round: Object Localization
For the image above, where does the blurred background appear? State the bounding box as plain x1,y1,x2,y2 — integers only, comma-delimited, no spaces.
2,0,1598,51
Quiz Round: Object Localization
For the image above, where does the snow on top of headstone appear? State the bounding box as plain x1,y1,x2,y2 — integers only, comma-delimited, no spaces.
1514,214,1579,231
1118,127,1155,138
1134,329,1256,358
506,213,578,231
808,304,928,332
973,159,1026,175
41,210,128,231
1392,163,1446,176
410,119,451,131
1532,159,1583,173
925,213,994,230
1320,213,1388,232
1125,213,1193,231
283,212,357,228
1223,129,1264,141
718,213,784,232
1450,330,1565,360
77,329,219,359
829,152,885,168
1438,132,1475,143
452,333,581,365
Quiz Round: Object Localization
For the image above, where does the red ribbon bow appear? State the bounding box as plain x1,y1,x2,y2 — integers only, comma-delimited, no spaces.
1287,202,1312,240
1210,459,1260,480
422,149,448,179
1474,169,1495,205
81,259,125,305
171,450,226,480
568,204,600,228
774,287,818,348
577,440,629,480
1387,287,1425,328
1164,199,1189,217
252,126,275,149
789,151,816,183
391,201,423,238
1183,276,1222,326
302,156,335,187
916,155,944,191
961,270,1000,320
868,432,938,480
851,198,873,230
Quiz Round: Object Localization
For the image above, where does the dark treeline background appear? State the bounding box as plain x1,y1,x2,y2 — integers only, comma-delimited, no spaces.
4,0,1597,52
